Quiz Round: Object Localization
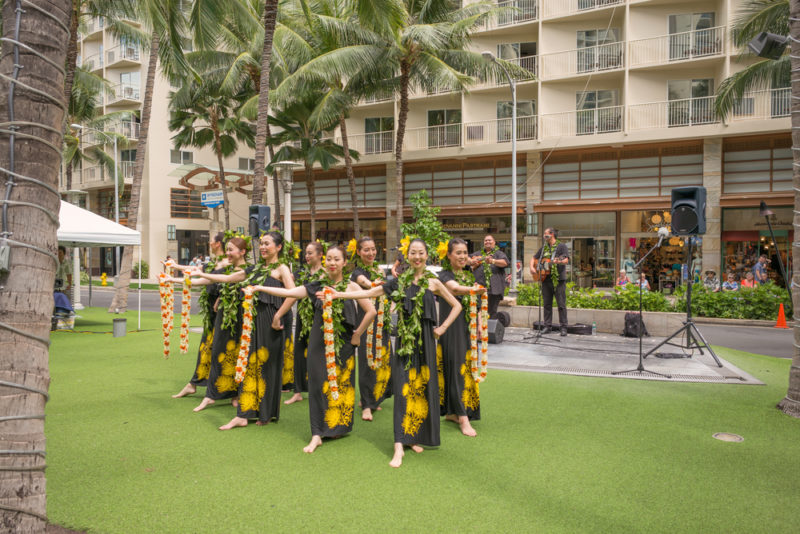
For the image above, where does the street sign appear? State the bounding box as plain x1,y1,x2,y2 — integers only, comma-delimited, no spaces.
200,190,224,208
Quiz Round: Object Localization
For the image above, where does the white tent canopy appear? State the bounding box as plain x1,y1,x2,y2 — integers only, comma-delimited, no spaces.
57,200,140,247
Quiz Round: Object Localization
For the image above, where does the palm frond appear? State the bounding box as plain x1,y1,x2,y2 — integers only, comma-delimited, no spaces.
715,55,790,119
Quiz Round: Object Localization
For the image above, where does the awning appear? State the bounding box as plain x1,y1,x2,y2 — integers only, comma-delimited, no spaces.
57,200,141,247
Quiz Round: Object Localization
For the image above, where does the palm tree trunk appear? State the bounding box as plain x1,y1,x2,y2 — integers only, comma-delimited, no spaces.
266,121,280,221
778,0,800,418
0,1,71,529
65,162,74,190
210,112,230,230
339,117,360,238
394,59,411,249
109,33,158,313
250,0,278,206
63,5,79,103
305,162,317,240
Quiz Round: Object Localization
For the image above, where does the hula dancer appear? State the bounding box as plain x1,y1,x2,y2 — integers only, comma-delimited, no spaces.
251,246,375,453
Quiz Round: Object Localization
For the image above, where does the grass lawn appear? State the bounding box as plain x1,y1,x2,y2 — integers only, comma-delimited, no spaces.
46,308,800,533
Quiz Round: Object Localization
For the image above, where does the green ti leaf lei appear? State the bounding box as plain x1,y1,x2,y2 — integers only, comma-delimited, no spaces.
479,246,498,293
353,256,383,282
219,263,249,335
543,240,561,284
392,268,436,364
296,266,324,339
453,269,476,323
243,260,284,320
197,255,224,334
321,275,350,355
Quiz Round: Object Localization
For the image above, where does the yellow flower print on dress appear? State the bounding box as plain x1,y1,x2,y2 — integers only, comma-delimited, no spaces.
401,364,430,436
373,345,391,400
324,356,355,429
460,356,480,411
196,331,214,380
436,344,445,406
282,337,294,385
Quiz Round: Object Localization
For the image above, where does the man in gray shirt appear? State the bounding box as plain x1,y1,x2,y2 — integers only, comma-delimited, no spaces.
468,234,508,319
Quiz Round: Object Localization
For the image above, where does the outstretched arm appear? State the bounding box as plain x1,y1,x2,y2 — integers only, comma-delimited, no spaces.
430,278,462,338
168,276,212,286
251,284,309,300
444,280,486,296
192,269,247,284
329,285,385,300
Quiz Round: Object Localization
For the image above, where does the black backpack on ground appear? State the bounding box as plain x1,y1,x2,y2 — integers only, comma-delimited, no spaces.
622,312,648,337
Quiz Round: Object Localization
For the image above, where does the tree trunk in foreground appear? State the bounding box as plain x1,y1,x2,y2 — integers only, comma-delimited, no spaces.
0,0,71,530
250,0,278,207
339,117,360,238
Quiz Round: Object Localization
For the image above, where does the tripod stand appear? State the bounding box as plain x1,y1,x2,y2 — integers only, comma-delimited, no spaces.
642,237,722,367
613,232,671,378
523,260,560,344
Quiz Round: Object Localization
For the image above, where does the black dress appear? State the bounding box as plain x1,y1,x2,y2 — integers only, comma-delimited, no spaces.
281,308,294,391
204,267,247,401
304,281,357,438
351,267,392,412
188,265,223,387
383,278,440,447
437,271,480,420
236,271,285,423
291,267,324,394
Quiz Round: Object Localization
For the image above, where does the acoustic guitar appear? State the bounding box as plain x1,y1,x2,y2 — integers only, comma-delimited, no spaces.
530,256,567,282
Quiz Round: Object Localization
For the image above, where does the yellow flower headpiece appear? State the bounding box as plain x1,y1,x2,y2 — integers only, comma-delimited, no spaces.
437,240,448,261
399,236,411,258
346,238,358,259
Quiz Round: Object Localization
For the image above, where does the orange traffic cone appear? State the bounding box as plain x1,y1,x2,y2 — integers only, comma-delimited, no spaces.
775,303,789,329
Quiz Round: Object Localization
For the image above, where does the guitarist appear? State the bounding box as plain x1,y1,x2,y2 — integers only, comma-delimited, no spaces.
468,234,508,319
530,227,570,336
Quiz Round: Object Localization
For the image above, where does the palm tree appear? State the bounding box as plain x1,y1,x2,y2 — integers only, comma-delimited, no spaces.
268,91,358,240
168,76,256,230
714,0,789,120
778,0,800,418
0,0,71,528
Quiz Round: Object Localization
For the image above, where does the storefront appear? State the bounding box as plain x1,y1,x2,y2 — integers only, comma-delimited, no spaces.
721,206,792,285
541,212,616,288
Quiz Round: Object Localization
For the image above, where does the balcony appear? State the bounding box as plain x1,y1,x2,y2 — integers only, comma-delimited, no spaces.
463,116,538,145
108,120,140,140
732,88,790,121
82,18,104,38
542,0,623,20
540,105,623,137
121,161,135,179
363,89,394,104
540,42,623,80
325,131,395,155
108,83,141,105
628,96,719,130
82,52,103,72
629,26,725,68
106,45,141,67
477,55,538,88
481,0,538,31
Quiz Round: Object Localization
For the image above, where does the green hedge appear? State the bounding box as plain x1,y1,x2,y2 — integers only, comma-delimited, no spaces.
515,282,791,321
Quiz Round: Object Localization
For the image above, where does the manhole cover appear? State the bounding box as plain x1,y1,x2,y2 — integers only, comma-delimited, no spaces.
712,432,743,442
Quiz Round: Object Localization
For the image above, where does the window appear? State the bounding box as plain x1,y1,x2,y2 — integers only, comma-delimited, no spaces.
723,135,792,194
365,117,394,154
668,13,718,59
496,101,536,141
170,188,206,219
497,42,537,75
667,79,715,126
576,28,621,72
576,90,621,134
170,149,193,165
427,109,461,148
238,157,255,170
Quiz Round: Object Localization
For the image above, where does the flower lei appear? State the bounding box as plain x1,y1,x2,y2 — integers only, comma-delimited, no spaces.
179,271,192,354
321,277,350,400
393,268,436,363
468,287,489,383
366,281,388,370
234,286,255,384
158,261,176,358
453,269,476,322
197,256,223,333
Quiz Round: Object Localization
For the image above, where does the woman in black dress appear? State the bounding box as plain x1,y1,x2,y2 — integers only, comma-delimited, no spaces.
350,236,392,421
438,238,485,437
284,241,325,405
251,245,375,453
170,232,228,398
330,238,462,468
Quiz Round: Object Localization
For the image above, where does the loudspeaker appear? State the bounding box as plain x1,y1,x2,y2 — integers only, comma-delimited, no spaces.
671,186,706,235
496,310,510,327
248,205,271,238
487,319,504,344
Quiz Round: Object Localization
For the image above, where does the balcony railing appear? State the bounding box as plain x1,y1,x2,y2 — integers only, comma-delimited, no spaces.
628,96,719,130
540,42,624,79
121,161,135,179
479,55,538,88
629,26,725,68
106,45,140,65
542,0,622,19
108,83,141,104
489,0,538,29
364,89,393,104
108,120,140,140
540,105,623,137
82,165,105,185
83,53,103,71
464,116,538,145
83,18,104,36
732,88,790,121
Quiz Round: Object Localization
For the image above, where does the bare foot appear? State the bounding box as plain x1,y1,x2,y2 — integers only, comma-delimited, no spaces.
255,420,270,426
303,435,323,453
231,397,239,408
411,444,424,453
445,414,459,423
193,397,215,412
219,416,248,430
389,442,404,468
376,406,382,411
362,408,373,421
172,383,196,398
458,416,477,437
284,393,303,405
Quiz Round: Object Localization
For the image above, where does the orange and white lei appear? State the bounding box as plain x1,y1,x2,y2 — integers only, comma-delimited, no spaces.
468,287,489,383
234,286,255,384
179,271,192,353
158,262,175,358
322,287,340,400
365,281,387,370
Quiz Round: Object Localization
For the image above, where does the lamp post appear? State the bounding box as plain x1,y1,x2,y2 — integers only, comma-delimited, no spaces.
483,51,518,294
759,200,790,294
273,161,301,244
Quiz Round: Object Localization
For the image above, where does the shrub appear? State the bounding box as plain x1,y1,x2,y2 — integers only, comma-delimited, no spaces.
674,282,791,320
132,260,149,279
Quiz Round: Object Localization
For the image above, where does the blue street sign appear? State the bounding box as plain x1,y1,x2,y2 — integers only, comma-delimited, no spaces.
200,190,224,208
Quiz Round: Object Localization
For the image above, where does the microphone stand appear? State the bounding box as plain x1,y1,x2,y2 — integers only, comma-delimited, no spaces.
613,233,671,378
524,258,560,344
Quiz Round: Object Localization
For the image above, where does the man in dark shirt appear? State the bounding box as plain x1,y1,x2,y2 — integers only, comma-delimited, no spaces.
531,227,570,336
468,234,508,319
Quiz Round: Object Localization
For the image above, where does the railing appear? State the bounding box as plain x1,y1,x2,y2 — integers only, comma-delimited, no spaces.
108,120,140,140
492,0,538,29
106,45,140,65
108,83,141,104
732,88,791,121
82,53,103,71
405,124,461,150
540,42,624,79
82,165,105,185
479,55,538,87
364,89,393,104
629,26,725,67
542,0,622,19
325,131,395,155
83,18,103,36
121,161,135,179
540,105,623,137
628,96,719,130
463,116,537,145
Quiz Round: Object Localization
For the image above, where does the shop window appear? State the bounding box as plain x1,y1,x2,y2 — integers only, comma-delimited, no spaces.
170,188,206,219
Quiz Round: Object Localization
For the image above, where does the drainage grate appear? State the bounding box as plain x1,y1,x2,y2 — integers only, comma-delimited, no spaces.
490,363,743,383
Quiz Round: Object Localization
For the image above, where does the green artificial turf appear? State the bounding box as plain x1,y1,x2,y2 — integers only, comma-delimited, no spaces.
46,308,800,533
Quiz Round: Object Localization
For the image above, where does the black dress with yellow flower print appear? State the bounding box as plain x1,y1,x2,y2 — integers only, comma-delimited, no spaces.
204,277,244,402
382,278,440,447
281,308,294,391
236,273,285,423
188,267,223,387
351,266,393,412
437,270,480,421
304,280,357,438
